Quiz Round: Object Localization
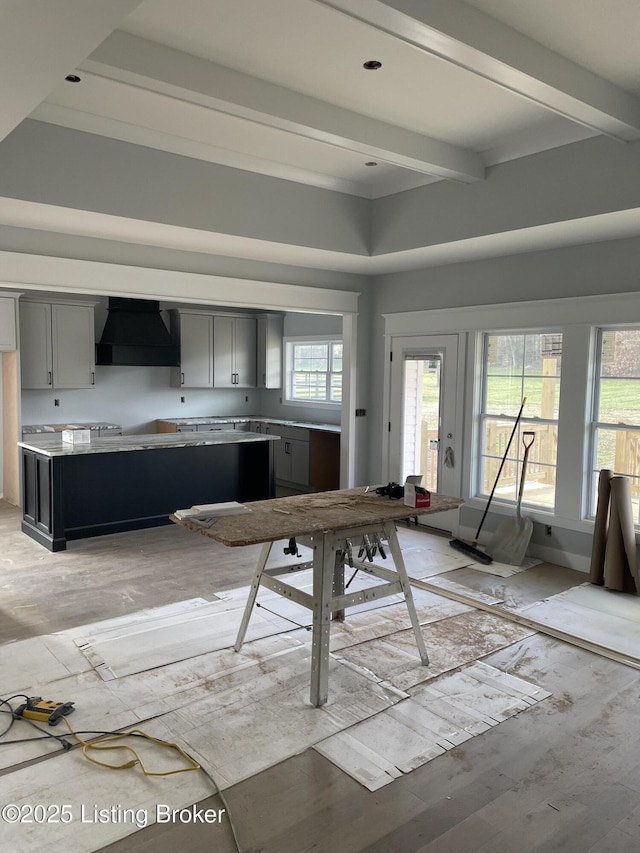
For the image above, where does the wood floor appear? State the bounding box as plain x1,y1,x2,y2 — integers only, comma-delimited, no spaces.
1,499,639,853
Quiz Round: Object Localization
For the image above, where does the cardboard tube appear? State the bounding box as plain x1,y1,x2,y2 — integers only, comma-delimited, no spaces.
589,468,612,585
610,476,639,595
604,481,626,591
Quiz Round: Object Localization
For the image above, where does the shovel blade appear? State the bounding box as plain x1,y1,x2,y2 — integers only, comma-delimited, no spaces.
486,516,534,566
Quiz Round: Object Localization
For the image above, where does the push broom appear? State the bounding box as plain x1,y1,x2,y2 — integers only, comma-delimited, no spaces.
449,396,526,565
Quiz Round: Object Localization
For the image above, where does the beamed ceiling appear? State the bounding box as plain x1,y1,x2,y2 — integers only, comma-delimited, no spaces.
1,0,639,274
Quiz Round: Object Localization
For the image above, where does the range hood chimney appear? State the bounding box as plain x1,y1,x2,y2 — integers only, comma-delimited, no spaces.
96,298,179,366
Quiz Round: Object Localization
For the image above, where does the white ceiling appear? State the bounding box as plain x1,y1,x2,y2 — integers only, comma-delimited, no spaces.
2,0,640,273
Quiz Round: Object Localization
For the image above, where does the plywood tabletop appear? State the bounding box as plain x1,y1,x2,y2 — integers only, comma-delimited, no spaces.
171,487,463,547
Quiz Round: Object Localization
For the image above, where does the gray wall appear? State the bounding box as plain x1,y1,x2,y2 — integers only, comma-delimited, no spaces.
372,136,640,254
0,120,370,255
370,235,640,563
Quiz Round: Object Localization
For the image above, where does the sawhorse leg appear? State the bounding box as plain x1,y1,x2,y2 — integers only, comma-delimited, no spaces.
234,541,273,652
310,534,335,706
332,545,346,623
384,522,429,665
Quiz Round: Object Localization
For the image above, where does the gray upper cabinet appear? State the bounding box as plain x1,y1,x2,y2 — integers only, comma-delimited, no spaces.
257,314,283,389
170,311,214,388
0,296,17,351
20,301,95,389
213,315,257,388
171,309,257,389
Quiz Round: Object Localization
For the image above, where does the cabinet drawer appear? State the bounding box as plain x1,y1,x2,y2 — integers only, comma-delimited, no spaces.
268,425,309,442
196,423,232,431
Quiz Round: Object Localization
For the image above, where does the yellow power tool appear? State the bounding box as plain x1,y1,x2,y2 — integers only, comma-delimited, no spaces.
15,697,75,726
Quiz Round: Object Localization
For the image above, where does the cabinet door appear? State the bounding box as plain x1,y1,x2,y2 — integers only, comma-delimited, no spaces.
213,315,235,388
274,436,291,481
0,297,17,351
257,315,283,388
234,317,257,388
52,304,95,389
20,302,53,389
180,313,213,387
289,439,310,486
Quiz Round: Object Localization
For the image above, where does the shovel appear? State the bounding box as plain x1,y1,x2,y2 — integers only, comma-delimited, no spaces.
487,431,535,566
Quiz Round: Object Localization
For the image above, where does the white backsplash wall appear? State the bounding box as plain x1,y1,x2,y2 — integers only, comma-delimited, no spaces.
21,365,259,433
259,310,343,425
21,309,344,433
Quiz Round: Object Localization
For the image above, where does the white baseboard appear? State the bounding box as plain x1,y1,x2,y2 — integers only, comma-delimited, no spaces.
457,526,590,574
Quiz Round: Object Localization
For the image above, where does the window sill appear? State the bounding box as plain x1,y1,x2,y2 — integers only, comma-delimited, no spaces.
464,497,595,535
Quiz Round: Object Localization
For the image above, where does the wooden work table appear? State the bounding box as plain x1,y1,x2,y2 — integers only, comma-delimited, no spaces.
172,487,463,706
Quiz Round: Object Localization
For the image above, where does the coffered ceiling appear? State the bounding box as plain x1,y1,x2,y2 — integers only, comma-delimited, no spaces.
1,0,640,273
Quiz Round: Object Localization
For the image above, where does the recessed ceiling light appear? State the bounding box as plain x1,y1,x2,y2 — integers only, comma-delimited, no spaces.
65,74,81,83
365,161,378,167
363,60,382,70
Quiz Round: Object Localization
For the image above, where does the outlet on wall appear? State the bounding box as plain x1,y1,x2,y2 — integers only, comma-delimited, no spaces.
54,399,60,407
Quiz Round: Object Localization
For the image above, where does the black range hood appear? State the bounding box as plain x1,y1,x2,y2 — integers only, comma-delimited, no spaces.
96,298,180,366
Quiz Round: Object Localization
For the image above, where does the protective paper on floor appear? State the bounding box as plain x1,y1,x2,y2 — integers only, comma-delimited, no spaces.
315,661,551,790
74,596,301,680
333,610,535,692
466,556,542,578
163,645,404,790
0,717,217,853
516,582,640,662
74,574,474,680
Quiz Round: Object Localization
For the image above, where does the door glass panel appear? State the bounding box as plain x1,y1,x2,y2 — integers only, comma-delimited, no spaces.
401,356,441,493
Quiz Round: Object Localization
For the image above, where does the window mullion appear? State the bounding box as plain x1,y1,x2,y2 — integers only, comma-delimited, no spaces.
553,325,593,522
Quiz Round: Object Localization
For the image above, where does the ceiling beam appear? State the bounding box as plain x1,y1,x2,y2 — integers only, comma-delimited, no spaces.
0,0,145,144
315,0,640,141
83,32,484,183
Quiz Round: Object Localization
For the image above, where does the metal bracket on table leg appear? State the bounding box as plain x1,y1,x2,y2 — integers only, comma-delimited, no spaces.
234,541,273,652
333,544,346,623
384,521,429,666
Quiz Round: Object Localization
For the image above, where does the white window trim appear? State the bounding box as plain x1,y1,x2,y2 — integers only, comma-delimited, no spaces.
384,292,640,537
282,334,342,409
477,329,564,512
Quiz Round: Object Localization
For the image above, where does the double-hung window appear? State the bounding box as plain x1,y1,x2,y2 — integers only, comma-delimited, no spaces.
285,339,342,405
591,328,640,522
479,332,562,509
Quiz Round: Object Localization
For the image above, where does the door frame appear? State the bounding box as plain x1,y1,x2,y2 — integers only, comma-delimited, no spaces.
383,332,467,533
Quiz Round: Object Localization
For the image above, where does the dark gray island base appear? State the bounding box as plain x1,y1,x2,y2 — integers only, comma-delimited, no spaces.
19,431,277,551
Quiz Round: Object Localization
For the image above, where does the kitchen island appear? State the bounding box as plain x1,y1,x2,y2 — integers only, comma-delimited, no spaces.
19,431,278,551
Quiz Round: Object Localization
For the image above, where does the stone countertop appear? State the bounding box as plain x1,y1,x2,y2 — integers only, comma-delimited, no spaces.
156,416,341,434
22,422,122,434
18,430,279,458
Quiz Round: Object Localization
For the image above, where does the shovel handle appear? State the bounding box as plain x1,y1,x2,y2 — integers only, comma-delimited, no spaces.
516,431,536,516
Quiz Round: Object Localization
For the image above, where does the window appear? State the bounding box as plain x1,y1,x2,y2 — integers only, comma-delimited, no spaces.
479,332,562,509
591,328,640,522
285,339,342,405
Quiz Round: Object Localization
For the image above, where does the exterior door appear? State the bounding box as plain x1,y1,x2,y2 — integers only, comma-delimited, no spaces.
388,334,464,533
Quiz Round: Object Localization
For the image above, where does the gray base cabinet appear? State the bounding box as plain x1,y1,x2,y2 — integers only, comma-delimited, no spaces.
269,424,310,488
